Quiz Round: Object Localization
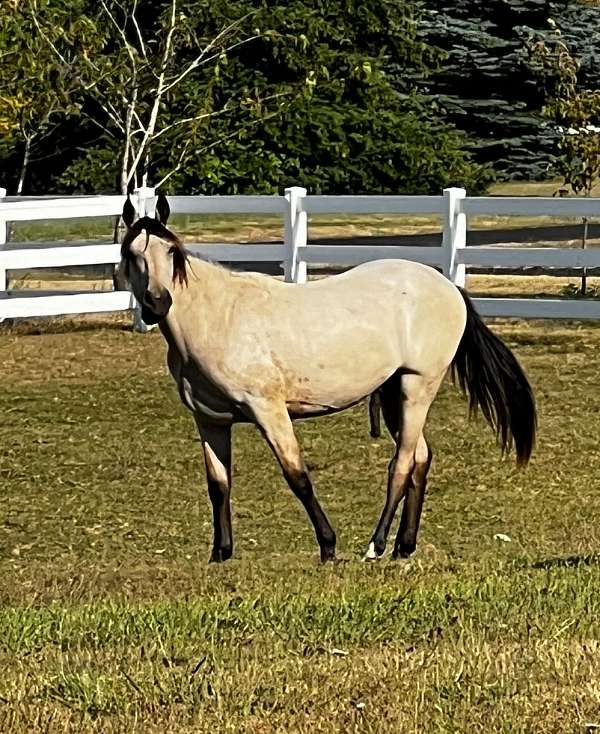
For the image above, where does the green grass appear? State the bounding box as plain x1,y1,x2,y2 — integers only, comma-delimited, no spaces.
11,214,285,244
12,217,119,243
2,318,600,731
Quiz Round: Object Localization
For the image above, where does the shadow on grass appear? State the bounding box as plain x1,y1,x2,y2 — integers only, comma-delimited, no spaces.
531,554,600,570
0,315,135,336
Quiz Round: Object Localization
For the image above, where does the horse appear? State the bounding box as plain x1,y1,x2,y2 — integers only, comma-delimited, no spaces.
119,194,536,563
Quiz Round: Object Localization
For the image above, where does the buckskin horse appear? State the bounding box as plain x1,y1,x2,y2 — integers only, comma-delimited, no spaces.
119,195,536,563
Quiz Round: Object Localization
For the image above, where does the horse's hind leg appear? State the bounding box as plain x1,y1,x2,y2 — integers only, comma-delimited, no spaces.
393,433,432,559
251,400,336,562
365,373,441,560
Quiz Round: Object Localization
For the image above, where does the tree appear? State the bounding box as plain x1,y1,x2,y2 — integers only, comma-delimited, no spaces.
31,0,266,194
155,0,489,195
407,0,600,180
0,3,82,194
5,0,488,195
528,23,600,293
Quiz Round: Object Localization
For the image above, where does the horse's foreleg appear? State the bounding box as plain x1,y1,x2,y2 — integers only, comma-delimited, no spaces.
252,401,336,563
196,420,233,563
393,434,432,559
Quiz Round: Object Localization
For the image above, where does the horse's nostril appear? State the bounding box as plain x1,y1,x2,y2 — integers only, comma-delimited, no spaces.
143,291,155,307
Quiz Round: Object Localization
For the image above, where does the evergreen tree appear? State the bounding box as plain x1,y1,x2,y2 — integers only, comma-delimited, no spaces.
410,0,600,179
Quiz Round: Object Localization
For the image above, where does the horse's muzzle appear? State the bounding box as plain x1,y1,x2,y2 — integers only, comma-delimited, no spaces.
141,289,172,324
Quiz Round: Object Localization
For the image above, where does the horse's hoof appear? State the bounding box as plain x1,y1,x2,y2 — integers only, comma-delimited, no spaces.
320,546,337,563
362,542,381,561
393,543,416,559
209,545,233,563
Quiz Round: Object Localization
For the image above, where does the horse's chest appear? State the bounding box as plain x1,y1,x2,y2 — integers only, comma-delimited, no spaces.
177,374,196,412
169,357,236,424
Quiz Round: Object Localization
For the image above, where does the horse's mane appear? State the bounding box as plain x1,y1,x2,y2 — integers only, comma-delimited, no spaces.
121,216,189,286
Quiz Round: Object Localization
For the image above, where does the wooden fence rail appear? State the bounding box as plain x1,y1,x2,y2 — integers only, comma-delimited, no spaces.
1,185,600,326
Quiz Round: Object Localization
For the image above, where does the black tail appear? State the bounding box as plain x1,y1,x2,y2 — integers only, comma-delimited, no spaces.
452,289,536,467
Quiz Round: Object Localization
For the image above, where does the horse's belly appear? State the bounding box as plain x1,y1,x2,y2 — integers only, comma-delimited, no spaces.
284,346,399,409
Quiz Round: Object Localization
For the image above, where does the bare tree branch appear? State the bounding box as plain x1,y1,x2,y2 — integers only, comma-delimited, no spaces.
162,13,256,93
102,99,127,133
155,138,192,188
83,67,122,92
153,89,289,144
86,115,119,140
171,105,286,164
121,80,139,193
29,3,69,66
130,0,148,61
100,0,138,72
166,35,263,88
126,0,178,180
151,109,226,141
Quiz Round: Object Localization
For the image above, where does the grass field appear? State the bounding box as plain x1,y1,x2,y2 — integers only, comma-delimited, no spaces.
2,314,600,732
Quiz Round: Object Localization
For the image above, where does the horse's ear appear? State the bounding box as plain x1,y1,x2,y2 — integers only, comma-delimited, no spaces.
122,196,136,228
156,192,170,226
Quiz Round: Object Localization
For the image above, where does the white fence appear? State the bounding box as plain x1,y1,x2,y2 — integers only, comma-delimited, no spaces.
2,185,600,325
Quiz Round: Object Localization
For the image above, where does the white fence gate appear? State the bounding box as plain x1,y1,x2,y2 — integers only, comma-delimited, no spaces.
2,185,600,325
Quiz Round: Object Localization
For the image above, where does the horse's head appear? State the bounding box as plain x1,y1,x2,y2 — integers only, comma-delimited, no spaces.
119,193,188,325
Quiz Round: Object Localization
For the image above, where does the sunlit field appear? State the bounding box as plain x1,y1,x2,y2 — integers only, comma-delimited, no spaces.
2,314,600,732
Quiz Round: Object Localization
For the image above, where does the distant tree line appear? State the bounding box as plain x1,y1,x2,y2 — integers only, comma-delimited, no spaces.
410,0,600,180
0,0,598,195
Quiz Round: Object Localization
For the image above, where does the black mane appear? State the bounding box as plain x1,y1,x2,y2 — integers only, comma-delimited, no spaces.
121,216,188,286
121,216,181,256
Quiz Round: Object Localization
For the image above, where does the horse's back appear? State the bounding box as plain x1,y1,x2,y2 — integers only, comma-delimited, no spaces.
317,259,467,373
178,256,467,412
233,258,468,407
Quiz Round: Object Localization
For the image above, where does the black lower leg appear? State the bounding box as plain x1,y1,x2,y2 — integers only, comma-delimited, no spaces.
369,377,408,557
393,450,432,558
285,469,336,562
370,467,412,557
208,481,233,562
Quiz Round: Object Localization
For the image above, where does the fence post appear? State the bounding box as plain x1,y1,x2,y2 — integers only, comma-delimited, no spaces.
132,186,157,332
442,187,467,287
284,186,308,283
0,188,6,294
135,186,156,218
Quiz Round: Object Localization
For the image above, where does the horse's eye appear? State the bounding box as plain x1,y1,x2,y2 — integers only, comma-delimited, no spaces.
168,246,176,255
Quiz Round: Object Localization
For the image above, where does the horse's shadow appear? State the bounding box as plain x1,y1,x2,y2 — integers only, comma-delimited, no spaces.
531,554,600,570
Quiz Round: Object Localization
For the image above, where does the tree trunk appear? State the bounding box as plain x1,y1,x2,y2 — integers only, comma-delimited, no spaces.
114,147,131,292
16,136,32,196
120,158,129,196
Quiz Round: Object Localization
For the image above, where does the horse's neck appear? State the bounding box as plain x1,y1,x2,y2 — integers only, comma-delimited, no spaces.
174,255,228,310
161,256,229,360
186,254,225,285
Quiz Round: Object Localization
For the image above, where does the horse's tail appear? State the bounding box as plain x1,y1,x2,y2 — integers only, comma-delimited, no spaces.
451,289,536,467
